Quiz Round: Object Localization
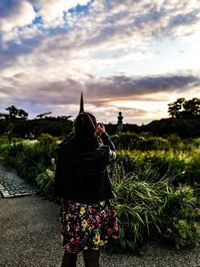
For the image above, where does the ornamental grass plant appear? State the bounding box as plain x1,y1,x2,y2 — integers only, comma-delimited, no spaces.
111,166,200,252
114,178,169,252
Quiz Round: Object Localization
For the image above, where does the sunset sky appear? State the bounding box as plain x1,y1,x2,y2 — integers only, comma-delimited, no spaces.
0,0,200,125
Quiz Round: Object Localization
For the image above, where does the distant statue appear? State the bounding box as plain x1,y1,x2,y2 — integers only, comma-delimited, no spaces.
116,111,123,134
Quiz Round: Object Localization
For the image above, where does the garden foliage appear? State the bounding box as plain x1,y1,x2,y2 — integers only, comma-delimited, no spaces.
3,139,56,185
1,133,200,251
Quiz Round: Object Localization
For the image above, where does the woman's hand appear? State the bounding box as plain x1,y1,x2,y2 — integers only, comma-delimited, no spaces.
94,123,105,137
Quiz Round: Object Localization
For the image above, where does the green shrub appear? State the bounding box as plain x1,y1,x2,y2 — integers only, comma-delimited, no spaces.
38,133,58,144
193,138,200,147
160,185,200,248
0,135,9,145
112,133,200,151
183,152,200,185
112,133,172,151
137,137,171,151
142,153,186,185
111,132,144,150
0,143,11,156
36,162,55,198
114,149,200,186
4,142,56,184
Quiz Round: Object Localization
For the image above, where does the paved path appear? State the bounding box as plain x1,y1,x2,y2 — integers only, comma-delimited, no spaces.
0,159,37,198
1,161,200,266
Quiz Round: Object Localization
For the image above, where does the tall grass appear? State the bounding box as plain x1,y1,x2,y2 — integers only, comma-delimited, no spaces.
113,172,200,251
114,148,200,186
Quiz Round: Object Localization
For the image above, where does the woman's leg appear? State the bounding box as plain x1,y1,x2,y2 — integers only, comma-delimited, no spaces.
61,251,77,267
83,249,100,267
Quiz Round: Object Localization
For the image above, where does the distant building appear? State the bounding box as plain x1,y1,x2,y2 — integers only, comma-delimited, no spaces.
116,111,123,134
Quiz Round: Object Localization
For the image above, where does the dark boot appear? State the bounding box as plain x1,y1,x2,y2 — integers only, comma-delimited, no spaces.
61,251,77,267
83,249,100,267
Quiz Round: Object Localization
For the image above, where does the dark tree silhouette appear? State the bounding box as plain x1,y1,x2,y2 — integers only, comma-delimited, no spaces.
18,109,28,119
168,98,200,119
168,98,185,118
182,98,200,118
5,105,28,119
6,105,18,119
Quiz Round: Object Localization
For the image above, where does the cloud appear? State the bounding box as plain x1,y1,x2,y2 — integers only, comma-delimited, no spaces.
1,0,200,124
37,0,90,23
0,35,43,69
80,0,200,51
0,0,36,32
85,74,200,102
1,0,200,73
0,0,91,34
2,0,200,44
0,71,199,109
0,72,199,124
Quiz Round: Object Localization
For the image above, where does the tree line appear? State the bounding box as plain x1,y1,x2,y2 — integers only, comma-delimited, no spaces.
0,97,199,139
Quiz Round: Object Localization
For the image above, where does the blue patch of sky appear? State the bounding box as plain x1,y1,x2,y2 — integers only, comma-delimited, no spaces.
68,0,94,15
30,1,95,36
41,1,95,35
134,9,164,26
0,0,11,16
169,9,200,28
31,15,68,36
44,26,68,36
0,0,13,8
32,16,43,26
10,37,40,54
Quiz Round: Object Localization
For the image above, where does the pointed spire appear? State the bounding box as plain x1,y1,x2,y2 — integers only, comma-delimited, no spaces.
79,92,84,113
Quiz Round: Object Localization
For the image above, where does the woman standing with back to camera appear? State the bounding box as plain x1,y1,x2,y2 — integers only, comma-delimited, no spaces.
54,95,119,267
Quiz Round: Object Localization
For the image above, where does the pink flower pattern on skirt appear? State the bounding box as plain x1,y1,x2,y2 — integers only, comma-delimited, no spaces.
60,200,119,253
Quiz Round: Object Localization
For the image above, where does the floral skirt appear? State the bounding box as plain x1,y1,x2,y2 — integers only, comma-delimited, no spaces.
60,199,119,253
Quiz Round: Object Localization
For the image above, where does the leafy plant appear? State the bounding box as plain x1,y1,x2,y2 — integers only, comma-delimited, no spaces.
38,133,58,144
36,159,55,198
3,141,56,184
160,185,200,248
113,149,200,186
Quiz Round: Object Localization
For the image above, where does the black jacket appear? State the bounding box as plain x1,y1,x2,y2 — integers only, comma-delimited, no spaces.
54,132,116,203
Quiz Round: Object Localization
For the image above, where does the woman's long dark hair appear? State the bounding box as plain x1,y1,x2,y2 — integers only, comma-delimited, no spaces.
73,112,97,138
73,112,99,151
